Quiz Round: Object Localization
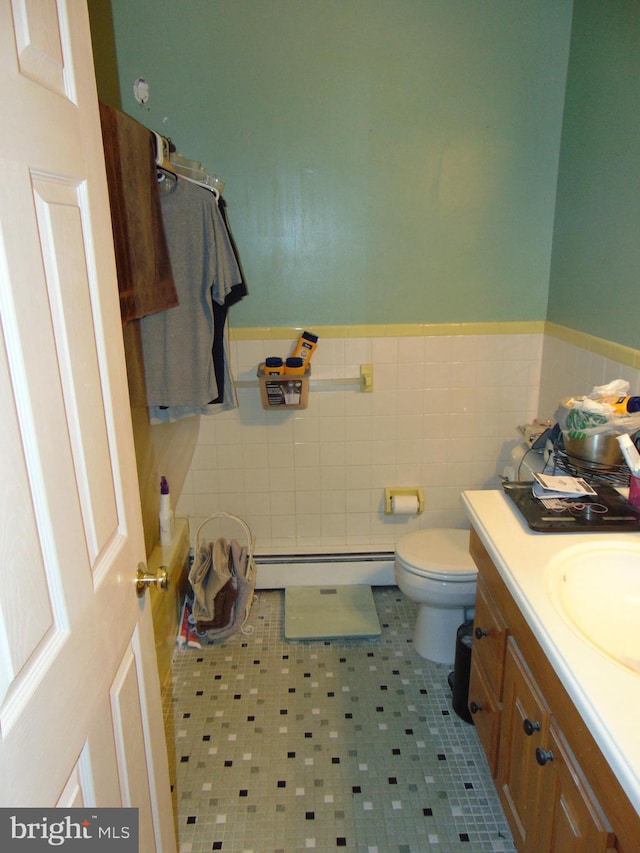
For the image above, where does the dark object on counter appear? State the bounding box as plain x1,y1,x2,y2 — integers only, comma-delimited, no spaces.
449,619,474,724
502,481,640,532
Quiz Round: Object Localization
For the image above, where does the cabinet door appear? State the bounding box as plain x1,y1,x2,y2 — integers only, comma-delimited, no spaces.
536,720,615,853
497,638,549,853
468,656,501,776
473,577,508,699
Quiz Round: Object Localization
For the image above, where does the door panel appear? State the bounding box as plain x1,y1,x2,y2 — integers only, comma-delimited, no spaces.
111,639,155,849
0,326,57,706
11,0,68,96
32,174,119,563
0,2,175,848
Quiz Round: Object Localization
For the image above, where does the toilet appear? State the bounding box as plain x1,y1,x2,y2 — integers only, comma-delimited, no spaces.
394,528,477,665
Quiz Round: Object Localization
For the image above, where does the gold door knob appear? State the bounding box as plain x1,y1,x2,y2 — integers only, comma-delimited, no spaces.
136,562,169,597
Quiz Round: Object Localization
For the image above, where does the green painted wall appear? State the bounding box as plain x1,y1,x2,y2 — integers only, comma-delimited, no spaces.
547,0,640,351
109,0,571,328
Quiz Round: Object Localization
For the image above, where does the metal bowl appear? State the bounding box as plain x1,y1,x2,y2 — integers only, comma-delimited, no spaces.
562,432,623,470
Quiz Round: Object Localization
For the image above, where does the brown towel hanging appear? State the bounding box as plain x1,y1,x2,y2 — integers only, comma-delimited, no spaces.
99,102,178,324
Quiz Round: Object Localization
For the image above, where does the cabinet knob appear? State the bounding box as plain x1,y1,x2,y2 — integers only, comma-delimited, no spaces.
523,718,541,737
469,701,484,714
474,626,488,640
535,747,554,766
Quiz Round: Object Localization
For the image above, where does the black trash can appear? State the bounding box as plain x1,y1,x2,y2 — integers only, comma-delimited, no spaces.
449,619,474,724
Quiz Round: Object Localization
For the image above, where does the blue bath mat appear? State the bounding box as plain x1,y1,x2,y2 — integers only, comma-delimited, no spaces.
284,585,381,640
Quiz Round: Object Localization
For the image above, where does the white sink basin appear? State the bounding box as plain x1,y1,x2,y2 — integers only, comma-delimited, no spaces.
547,541,640,675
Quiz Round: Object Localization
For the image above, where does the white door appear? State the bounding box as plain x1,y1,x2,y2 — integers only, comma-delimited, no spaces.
0,1,175,849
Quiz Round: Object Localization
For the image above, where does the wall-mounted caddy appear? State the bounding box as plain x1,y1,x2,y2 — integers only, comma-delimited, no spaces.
258,363,310,409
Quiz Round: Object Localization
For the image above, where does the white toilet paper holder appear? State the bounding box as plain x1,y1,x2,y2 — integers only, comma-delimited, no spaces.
384,486,425,515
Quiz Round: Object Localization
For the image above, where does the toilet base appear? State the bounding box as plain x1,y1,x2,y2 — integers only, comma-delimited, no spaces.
412,603,467,665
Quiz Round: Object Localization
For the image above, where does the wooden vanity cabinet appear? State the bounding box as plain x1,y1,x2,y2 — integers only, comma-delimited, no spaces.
538,719,615,853
468,526,637,853
468,656,501,775
497,638,551,852
468,576,507,775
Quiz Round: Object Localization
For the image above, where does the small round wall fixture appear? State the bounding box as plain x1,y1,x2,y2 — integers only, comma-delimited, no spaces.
133,77,149,105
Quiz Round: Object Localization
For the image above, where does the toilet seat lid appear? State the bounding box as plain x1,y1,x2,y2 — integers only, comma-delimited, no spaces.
395,528,477,579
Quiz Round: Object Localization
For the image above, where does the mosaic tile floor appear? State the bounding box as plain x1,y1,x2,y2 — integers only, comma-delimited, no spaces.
164,587,515,853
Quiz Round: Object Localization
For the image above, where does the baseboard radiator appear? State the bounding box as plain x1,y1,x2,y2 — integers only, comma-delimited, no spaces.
254,549,396,589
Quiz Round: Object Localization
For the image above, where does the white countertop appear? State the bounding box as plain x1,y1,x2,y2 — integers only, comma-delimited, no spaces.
462,488,640,815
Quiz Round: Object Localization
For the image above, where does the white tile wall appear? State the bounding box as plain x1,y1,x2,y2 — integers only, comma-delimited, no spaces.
538,335,640,421
176,332,545,551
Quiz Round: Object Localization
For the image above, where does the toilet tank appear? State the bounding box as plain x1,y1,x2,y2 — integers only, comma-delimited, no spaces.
503,441,547,482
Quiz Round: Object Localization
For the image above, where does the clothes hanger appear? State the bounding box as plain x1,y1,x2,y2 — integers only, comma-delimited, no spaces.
169,153,221,200
176,172,220,200
152,131,178,190
153,130,171,168
152,130,222,200
156,165,178,191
